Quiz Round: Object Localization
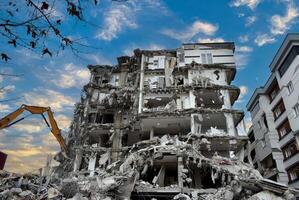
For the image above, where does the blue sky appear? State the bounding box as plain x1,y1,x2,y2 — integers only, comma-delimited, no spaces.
0,0,299,173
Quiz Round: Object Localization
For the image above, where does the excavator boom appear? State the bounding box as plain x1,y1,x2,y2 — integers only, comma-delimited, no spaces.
0,104,67,152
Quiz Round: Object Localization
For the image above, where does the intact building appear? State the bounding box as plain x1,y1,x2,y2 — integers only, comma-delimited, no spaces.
246,34,299,188
66,42,250,199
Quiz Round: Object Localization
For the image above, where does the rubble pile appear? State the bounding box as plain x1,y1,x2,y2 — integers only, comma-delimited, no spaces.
1,136,297,199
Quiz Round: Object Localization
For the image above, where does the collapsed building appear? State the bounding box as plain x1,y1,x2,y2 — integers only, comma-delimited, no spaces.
1,42,298,200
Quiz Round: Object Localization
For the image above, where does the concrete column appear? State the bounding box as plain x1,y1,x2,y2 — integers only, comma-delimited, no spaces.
273,153,288,184
224,113,236,136
189,90,196,108
150,128,154,139
191,113,202,134
138,54,145,113
272,152,288,184
221,89,231,109
178,156,184,188
73,149,83,172
88,154,96,176
112,113,122,162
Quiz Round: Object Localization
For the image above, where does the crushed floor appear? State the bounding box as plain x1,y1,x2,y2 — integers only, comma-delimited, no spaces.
0,135,298,199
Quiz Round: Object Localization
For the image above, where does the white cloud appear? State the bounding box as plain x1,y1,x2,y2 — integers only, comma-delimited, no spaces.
13,120,45,133
230,0,262,10
162,20,218,41
0,85,15,99
271,5,299,35
87,54,112,65
51,63,90,89
238,13,245,18
240,86,248,96
197,37,225,43
235,53,250,69
96,2,138,41
237,46,253,52
55,114,71,130
245,16,257,26
239,35,249,43
0,103,11,113
123,43,165,56
254,34,275,46
236,85,249,103
23,89,75,112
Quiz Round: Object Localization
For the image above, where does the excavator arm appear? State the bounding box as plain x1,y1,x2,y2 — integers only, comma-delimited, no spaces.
0,104,67,153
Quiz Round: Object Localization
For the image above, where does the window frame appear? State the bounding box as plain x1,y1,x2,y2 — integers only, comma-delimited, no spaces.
282,140,299,161
287,162,299,183
293,103,299,118
272,99,286,121
277,118,292,139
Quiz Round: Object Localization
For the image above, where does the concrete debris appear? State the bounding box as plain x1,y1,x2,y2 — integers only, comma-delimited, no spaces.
1,43,298,199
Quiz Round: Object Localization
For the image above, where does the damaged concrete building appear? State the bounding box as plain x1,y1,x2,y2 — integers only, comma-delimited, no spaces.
57,42,296,199
1,42,298,200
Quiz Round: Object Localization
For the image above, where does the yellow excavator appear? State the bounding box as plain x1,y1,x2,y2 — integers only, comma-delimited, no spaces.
0,104,67,153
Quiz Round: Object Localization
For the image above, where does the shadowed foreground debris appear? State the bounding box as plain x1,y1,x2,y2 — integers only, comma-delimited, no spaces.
1,43,298,199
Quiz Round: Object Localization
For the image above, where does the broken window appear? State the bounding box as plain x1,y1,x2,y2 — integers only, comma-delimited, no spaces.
96,113,103,123
93,75,110,85
93,113,114,124
102,79,109,84
196,167,222,189
94,77,101,85
88,113,96,123
99,135,109,147
102,114,114,124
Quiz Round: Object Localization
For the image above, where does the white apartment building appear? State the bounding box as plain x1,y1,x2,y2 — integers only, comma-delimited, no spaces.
246,34,299,188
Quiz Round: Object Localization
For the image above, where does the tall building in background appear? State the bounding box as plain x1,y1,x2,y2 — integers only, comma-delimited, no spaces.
246,34,299,188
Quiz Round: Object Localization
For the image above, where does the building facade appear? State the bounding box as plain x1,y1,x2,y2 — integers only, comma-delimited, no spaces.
246,34,299,188
66,42,249,199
